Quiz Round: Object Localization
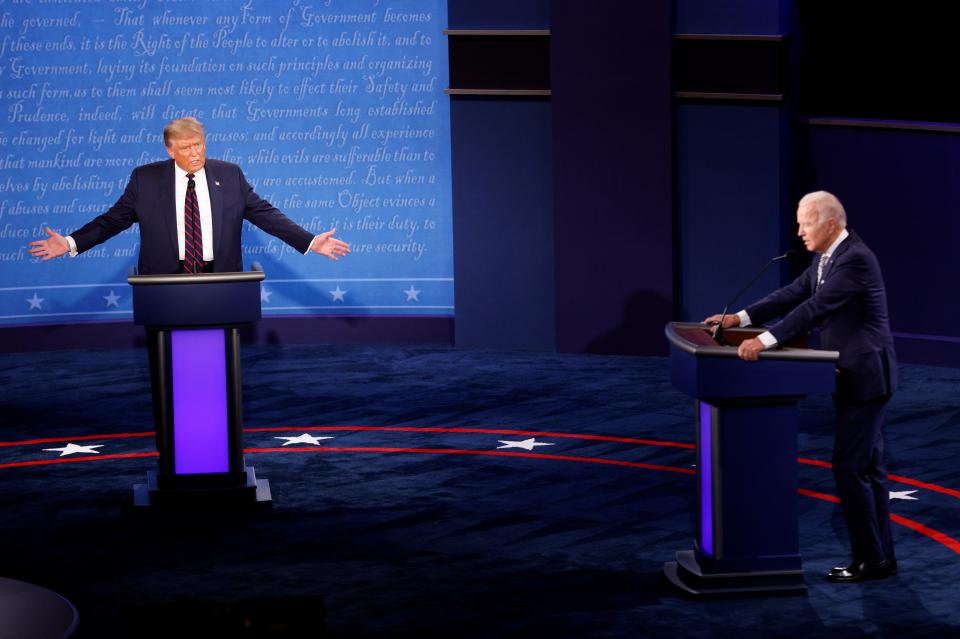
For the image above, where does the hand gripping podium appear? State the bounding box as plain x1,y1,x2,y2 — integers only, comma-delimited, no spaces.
128,272,271,508
663,322,838,596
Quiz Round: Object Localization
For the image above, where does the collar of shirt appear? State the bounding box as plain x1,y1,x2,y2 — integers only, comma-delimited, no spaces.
821,228,849,261
175,164,206,183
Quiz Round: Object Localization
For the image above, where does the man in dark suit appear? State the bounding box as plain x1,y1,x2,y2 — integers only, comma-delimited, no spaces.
28,117,351,459
706,191,898,583
27,117,349,270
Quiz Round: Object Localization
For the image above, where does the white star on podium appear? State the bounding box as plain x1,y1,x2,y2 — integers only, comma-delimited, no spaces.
103,290,121,307
329,286,347,302
403,285,421,302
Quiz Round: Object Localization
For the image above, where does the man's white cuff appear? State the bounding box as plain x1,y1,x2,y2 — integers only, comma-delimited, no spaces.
737,310,752,327
65,235,78,257
758,331,778,349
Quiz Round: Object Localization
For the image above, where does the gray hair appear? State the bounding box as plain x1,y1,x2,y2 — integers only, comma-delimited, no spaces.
163,117,205,147
799,191,847,228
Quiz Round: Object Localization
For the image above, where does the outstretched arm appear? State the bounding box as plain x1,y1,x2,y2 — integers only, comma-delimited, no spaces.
28,227,70,261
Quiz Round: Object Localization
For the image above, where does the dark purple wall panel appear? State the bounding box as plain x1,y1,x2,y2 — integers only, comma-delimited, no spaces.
551,0,673,355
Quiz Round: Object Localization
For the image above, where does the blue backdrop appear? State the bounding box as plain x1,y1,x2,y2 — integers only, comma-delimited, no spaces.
0,0,453,326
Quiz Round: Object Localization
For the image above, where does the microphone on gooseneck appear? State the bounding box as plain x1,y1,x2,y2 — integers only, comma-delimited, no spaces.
712,249,796,345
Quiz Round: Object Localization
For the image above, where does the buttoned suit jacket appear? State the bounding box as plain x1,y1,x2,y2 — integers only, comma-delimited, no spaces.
70,158,313,275
745,231,897,403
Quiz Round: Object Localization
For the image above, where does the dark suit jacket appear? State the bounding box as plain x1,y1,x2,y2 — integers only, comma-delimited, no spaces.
745,231,897,402
71,159,314,274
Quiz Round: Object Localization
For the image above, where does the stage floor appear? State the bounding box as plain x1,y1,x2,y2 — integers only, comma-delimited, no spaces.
1,344,958,637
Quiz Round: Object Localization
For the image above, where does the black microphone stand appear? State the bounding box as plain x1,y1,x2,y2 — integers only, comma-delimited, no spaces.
713,250,795,345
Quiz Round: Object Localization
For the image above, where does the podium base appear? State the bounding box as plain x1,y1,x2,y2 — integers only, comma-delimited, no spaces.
133,466,272,509
664,550,806,597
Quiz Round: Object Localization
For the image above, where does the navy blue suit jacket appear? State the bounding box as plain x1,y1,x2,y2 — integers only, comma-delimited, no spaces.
71,159,313,274
745,231,897,402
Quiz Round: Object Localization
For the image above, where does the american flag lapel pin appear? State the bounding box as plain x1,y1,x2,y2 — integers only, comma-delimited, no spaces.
215,181,221,186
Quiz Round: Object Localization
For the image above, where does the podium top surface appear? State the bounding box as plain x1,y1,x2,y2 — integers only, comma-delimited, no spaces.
666,322,838,363
128,271,265,286
128,271,264,326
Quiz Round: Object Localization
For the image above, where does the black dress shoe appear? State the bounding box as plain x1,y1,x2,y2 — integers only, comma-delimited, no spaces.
826,559,897,583
864,559,898,579
828,563,854,578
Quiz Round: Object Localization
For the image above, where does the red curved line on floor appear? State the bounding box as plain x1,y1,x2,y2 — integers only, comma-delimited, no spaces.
3,446,957,557
4,429,958,503
245,426,696,449
0,432,154,447
798,457,960,500
0,452,157,470
798,457,832,469
0,426,695,450
886,474,960,500
799,487,960,556
243,446,697,475
797,487,840,504
890,514,960,555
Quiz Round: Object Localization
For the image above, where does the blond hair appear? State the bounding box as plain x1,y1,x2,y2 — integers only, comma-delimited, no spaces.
163,117,205,147
799,191,847,228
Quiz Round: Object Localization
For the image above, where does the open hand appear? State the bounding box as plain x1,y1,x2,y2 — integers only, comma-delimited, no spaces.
28,227,70,261
310,229,350,261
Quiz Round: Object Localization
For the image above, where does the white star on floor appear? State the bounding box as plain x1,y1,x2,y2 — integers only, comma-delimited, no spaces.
329,285,347,302
43,443,104,457
497,438,555,451
890,490,918,501
275,433,335,446
103,290,121,307
26,293,44,310
403,285,421,302
261,287,273,303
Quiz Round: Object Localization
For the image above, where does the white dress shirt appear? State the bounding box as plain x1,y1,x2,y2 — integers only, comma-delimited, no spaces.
174,164,214,262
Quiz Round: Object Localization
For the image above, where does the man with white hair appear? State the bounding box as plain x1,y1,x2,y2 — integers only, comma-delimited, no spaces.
28,117,349,273
706,191,898,583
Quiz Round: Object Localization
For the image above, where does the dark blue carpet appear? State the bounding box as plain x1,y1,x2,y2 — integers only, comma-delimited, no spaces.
1,344,958,637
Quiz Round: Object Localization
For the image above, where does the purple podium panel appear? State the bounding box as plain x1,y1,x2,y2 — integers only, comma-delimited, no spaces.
698,401,714,558
171,329,230,475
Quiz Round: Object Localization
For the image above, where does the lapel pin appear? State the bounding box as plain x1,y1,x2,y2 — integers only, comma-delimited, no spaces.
215,181,220,186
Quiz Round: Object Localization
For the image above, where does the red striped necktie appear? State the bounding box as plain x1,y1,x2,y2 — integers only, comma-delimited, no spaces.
184,173,202,273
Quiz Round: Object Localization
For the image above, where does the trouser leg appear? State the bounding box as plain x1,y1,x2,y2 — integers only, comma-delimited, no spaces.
831,394,893,564
868,428,896,562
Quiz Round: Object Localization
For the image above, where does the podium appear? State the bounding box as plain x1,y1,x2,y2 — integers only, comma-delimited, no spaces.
128,272,271,508
663,322,838,596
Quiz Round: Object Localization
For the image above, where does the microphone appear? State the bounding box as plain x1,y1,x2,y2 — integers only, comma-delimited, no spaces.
712,249,796,345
